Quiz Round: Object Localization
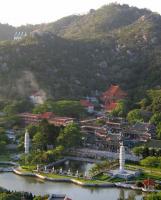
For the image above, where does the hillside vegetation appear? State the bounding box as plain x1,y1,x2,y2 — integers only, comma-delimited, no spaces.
0,3,160,100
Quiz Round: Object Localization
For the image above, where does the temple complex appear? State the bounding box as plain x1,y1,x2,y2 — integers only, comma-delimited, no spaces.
101,85,127,112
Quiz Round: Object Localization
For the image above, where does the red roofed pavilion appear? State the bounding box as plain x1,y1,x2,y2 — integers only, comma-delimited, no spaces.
101,85,127,112
143,179,155,190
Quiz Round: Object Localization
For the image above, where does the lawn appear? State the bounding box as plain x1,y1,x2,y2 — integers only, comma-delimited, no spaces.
125,164,161,181
21,165,36,172
40,172,106,184
19,163,161,184
19,168,109,185
93,172,111,181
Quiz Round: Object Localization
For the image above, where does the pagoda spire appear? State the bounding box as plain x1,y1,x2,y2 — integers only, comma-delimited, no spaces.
24,129,30,154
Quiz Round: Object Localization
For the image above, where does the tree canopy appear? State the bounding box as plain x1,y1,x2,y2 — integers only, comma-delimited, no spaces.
57,123,82,148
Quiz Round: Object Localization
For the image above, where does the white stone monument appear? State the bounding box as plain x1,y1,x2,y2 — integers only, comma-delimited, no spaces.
110,140,140,179
75,170,79,177
119,141,125,173
24,129,30,154
59,168,63,174
52,166,55,173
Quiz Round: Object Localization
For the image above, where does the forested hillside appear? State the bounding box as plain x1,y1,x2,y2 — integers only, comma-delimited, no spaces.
0,3,160,101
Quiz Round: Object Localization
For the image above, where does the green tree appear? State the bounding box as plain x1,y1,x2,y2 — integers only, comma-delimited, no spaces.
33,100,85,118
132,146,150,158
32,131,45,150
3,99,33,115
145,191,161,200
140,156,160,168
132,146,144,157
150,113,161,126
156,122,161,139
26,124,38,139
111,100,128,117
32,120,60,151
152,96,161,113
57,123,82,148
0,192,21,200
127,109,143,124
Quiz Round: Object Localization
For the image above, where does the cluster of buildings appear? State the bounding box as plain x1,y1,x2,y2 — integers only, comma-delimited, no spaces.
28,85,127,113
101,85,127,112
80,84,127,114
19,84,156,158
79,85,156,153
18,112,74,127
14,32,27,41
81,116,156,153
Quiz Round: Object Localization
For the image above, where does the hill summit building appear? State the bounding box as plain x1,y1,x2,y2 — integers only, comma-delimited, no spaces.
14,32,27,41
101,85,127,112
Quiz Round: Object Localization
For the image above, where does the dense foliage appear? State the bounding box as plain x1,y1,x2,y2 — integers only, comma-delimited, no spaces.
0,4,160,101
20,121,82,164
33,100,85,118
0,190,47,200
145,192,161,200
140,156,161,168
57,123,82,148
133,146,161,158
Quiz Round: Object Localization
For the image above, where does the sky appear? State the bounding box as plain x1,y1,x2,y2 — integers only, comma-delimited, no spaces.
0,0,160,26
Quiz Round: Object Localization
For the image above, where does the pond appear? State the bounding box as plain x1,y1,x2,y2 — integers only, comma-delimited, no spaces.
52,160,95,175
0,173,144,200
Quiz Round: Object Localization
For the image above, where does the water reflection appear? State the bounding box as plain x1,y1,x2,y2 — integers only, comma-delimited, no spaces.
117,189,142,200
0,173,143,200
53,160,95,175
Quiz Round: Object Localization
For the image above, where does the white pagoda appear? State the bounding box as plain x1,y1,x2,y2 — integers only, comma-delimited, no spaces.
119,141,125,173
24,129,30,154
110,141,139,179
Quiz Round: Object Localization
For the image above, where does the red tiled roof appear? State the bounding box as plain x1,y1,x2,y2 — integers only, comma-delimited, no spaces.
102,85,127,101
49,117,73,123
40,112,54,119
19,112,55,120
80,100,94,107
18,112,41,119
105,102,118,111
143,179,155,186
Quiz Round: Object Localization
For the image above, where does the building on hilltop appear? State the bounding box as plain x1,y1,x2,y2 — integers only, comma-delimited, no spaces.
49,117,74,126
29,90,46,105
18,112,74,127
80,99,94,113
14,32,27,40
18,112,54,125
101,85,127,112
